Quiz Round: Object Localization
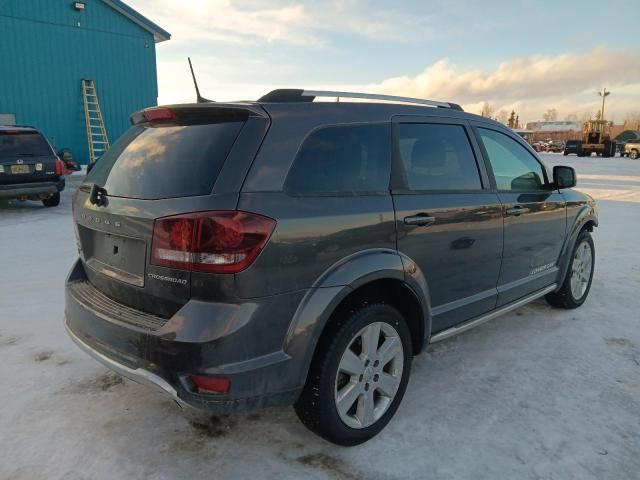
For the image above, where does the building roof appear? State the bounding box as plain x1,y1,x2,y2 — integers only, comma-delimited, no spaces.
525,121,582,132
102,0,170,43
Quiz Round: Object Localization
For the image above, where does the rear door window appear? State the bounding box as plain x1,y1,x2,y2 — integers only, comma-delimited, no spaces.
87,122,245,200
0,131,52,157
285,123,391,195
396,123,482,191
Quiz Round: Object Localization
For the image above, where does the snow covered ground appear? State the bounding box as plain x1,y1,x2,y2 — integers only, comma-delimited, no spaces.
1,154,639,480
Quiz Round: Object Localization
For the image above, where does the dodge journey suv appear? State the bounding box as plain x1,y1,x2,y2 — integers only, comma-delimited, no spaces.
65,90,597,445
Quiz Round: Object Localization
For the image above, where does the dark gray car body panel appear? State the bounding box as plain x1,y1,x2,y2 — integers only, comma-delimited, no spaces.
65,100,597,414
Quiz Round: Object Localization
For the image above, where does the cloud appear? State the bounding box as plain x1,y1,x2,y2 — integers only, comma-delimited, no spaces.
133,0,318,47
129,0,417,47
368,47,640,122
373,47,639,101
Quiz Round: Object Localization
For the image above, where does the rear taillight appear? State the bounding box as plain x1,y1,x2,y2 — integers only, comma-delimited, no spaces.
150,211,276,274
54,157,64,175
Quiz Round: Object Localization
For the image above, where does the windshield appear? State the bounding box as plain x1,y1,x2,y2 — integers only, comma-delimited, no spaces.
86,121,245,200
0,131,52,158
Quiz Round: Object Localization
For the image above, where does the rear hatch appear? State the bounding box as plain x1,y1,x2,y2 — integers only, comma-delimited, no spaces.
73,104,269,319
0,130,57,184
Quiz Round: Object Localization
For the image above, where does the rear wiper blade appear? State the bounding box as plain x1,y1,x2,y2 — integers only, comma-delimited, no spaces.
87,183,108,206
15,153,40,156
80,182,109,206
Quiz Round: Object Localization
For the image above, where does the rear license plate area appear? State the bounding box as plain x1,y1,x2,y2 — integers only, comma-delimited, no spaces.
11,164,29,174
79,226,146,286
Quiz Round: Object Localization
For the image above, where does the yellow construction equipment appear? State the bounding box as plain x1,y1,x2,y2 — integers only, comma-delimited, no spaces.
576,119,616,157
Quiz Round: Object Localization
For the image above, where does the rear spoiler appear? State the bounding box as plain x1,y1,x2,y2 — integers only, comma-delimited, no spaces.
129,103,268,126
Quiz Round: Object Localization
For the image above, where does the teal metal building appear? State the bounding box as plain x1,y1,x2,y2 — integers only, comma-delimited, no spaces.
0,0,170,164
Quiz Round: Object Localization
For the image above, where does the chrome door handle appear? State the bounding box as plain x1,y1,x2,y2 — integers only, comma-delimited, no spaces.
403,214,436,226
505,206,531,216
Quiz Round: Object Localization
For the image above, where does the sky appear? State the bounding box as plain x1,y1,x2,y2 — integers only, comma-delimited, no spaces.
126,0,640,125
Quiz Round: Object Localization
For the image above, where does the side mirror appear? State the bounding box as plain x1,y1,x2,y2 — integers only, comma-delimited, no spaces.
553,165,576,189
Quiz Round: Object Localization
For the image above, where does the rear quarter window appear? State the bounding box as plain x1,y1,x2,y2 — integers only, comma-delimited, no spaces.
87,122,245,200
285,123,391,195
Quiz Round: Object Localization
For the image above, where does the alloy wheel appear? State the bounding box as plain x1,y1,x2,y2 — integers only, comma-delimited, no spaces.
334,321,404,429
570,240,593,300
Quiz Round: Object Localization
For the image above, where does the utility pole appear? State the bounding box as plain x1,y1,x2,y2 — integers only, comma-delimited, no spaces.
598,88,610,122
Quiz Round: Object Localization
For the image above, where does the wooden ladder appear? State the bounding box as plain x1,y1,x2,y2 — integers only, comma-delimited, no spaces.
81,79,109,164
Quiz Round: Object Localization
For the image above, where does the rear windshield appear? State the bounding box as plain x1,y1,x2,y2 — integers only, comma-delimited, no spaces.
0,131,52,158
86,122,245,200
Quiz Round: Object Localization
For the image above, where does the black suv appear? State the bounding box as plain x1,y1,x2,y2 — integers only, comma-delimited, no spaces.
0,126,65,206
564,139,581,156
65,90,598,445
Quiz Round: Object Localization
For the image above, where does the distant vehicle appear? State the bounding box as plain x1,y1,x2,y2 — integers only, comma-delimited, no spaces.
532,141,547,152
57,148,82,173
564,140,581,156
623,141,640,159
65,89,598,445
546,140,565,153
0,126,66,206
574,119,616,157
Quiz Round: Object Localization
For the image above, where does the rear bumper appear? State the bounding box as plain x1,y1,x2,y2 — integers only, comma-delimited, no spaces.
0,178,65,198
64,259,306,414
65,321,190,409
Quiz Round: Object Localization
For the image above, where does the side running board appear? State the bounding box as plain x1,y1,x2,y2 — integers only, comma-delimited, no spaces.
430,284,557,343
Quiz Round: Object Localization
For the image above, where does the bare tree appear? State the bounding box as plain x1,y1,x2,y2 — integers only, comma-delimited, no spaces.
542,108,558,122
624,112,640,129
497,110,509,125
565,113,579,122
581,111,592,122
480,102,494,118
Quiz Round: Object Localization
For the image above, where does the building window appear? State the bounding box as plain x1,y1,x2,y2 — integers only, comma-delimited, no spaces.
0,114,17,126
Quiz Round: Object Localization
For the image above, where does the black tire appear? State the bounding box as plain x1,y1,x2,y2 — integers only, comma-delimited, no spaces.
294,304,413,446
603,140,612,158
630,149,639,160
42,192,60,207
546,230,595,309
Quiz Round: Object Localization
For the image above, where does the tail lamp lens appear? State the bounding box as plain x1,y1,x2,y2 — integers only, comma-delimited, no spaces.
55,158,64,175
151,211,276,273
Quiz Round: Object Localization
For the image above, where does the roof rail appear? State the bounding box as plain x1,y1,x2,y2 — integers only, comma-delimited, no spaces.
258,89,463,111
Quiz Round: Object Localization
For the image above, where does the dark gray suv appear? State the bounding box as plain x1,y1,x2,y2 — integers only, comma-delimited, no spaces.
65,90,597,445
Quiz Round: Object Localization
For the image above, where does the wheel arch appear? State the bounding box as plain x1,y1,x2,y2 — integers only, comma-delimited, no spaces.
283,248,431,390
556,204,598,290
